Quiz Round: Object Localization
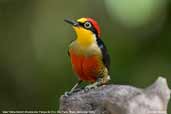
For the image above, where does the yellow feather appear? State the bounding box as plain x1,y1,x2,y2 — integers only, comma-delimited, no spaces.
73,27,94,47
77,18,87,23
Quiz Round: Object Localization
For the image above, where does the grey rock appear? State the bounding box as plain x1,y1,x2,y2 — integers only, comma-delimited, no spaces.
59,77,170,114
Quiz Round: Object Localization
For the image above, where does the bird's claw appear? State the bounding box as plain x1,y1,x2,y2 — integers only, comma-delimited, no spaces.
64,87,83,97
64,91,72,97
84,84,98,92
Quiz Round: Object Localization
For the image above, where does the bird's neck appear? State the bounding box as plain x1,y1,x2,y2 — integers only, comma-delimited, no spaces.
73,26,96,47
76,33,96,47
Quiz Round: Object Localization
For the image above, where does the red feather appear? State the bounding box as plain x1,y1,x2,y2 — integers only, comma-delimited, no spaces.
70,51,101,82
87,18,101,38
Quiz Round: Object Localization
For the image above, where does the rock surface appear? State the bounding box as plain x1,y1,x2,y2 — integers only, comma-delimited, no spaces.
59,77,170,114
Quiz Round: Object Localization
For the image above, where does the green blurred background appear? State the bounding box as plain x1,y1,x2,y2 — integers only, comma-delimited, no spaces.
0,0,171,112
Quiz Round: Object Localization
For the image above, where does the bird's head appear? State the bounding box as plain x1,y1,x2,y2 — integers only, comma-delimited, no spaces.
64,17,101,46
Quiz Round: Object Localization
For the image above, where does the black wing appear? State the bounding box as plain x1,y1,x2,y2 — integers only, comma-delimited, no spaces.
96,38,110,71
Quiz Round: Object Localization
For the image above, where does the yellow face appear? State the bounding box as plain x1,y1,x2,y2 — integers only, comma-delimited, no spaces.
73,18,94,47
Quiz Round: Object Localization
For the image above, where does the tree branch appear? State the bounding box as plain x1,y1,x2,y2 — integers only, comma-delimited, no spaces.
59,77,170,114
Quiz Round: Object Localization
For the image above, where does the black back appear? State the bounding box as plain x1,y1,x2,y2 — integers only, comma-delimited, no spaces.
96,38,110,71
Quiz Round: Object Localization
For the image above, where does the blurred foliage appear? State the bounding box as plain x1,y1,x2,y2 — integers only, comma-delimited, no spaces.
0,0,170,112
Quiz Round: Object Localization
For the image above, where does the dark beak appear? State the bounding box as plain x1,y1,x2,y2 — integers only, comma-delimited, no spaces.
64,18,79,26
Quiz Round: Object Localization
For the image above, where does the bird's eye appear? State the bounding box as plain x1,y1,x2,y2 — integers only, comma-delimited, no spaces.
84,22,92,29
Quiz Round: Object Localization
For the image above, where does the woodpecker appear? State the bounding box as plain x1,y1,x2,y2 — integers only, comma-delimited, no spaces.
64,17,110,94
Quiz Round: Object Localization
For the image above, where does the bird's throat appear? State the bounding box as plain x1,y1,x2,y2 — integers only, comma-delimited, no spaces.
74,27,94,47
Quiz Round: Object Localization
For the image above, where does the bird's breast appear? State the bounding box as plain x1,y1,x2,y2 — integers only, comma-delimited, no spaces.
69,40,104,82
69,40,101,56
69,51,103,82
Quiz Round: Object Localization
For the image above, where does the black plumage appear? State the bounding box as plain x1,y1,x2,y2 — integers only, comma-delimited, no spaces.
96,38,110,71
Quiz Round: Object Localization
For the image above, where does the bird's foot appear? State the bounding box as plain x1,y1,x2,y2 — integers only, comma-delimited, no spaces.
84,83,99,92
64,91,72,97
64,87,83,97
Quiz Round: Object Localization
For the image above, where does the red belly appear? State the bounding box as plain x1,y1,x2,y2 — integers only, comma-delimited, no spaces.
70,52,101,82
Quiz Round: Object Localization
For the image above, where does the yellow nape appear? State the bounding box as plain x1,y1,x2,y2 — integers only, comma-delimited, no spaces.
73,27,94,47
77,18,87,23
